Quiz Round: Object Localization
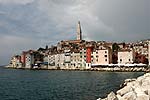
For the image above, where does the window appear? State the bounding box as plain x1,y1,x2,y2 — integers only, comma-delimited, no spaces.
105,51,107,53
104,55,107,57
105,59,107,61
96,59,98,62
120,59,122,62
96,56,98,58
129,59,130,61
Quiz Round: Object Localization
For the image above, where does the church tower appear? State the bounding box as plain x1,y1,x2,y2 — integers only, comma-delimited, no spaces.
76,21,82,40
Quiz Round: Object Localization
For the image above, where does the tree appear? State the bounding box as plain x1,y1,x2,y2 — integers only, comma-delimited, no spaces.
112,43,120,52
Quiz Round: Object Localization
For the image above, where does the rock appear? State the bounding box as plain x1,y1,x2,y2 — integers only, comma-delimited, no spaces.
121,91,136,100
107,92,118,100
136,94,149,100
97,98,101,100
117,85,133,96
98,73,150,100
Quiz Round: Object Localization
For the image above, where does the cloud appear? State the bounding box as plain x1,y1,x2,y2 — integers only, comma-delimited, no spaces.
36,0,149,41
0,35,39,64
0,0,34,5
0,0,149,65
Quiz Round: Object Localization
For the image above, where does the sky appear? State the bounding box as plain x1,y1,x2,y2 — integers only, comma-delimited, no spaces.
0,0,149,65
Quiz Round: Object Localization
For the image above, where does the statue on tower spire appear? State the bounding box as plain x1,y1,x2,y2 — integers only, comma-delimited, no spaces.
76,21,82,40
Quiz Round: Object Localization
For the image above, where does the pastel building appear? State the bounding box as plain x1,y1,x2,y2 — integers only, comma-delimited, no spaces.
10,55,21,68
92,46,112,65
118,49,135,64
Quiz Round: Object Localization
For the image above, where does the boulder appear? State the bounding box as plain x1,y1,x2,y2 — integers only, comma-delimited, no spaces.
107,92,118,100
121,91,136,100
98,73,150,100
117,85,133,96
136,94,149,100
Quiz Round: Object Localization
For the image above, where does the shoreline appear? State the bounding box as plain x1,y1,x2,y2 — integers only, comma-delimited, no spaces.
4,65,150,72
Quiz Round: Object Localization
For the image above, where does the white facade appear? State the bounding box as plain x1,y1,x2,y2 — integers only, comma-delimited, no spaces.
118,49,135,64
48,54,55,66
91,50,99,64
64,50,71,68
71,52,80,69
79,48,86,69
55,53,65,68
25,53,34,68
86,63,91,69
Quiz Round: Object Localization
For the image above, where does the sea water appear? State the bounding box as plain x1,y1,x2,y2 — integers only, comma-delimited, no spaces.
0,67,144,100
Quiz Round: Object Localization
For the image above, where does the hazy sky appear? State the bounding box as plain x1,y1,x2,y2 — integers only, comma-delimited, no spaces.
0,0,149,65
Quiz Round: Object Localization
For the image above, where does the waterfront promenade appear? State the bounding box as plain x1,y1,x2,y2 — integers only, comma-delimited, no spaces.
5,65,150,72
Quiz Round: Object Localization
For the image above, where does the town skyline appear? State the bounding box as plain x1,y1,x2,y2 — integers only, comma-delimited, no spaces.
6,20,150,70
0,0,149,65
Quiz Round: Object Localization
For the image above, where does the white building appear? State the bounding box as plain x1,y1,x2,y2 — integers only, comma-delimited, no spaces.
79,48,86,69
64,50,71,68
55,53,65,69
47,54,55,69
70,52,81,69
118,49,135,64
25,53,34,69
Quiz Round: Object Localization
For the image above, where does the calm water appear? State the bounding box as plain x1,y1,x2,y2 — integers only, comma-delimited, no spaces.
0,67,144,100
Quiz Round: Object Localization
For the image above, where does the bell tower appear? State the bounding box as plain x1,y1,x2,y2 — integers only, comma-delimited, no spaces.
76,21,82,40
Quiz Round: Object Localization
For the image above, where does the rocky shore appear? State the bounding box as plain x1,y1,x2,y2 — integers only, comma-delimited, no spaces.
5,65,150,72
97,73,150,100
91,67,150,72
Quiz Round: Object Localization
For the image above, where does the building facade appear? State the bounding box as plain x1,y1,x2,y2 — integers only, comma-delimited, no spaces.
10,55,22,68
25,53,34,69
70,52,80,69
80,48,86,69
118,49,135,64
55,53,65,69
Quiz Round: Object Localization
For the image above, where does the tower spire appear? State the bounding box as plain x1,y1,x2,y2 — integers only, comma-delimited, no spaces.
77,21,82,40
